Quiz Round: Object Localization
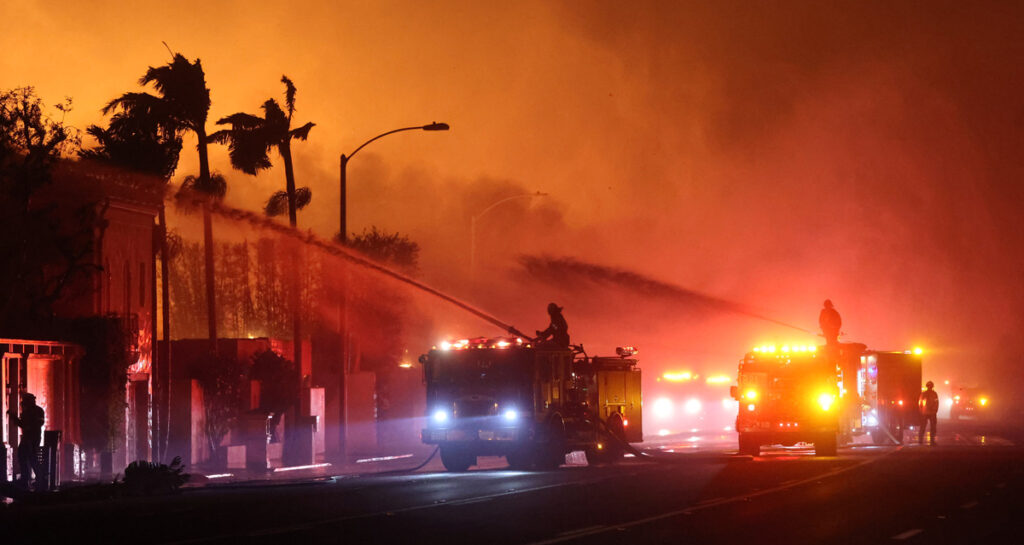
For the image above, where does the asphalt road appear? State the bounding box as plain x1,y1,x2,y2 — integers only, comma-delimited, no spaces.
4,420,1022,544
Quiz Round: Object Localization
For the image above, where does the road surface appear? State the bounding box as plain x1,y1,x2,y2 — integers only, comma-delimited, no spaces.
3,420,1021,544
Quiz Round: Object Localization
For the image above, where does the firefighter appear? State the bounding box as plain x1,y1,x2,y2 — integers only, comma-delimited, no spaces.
536,302,570,349
819,299,842,345
918,380,939,446
8,392,45,488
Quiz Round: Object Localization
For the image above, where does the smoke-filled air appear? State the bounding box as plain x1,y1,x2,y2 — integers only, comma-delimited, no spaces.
5,0,1023,398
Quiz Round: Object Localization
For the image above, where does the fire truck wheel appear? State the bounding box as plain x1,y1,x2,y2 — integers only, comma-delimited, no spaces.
737,433,760,456
815,433,838,456
440,447,475,472
506,450,533,470
870,430,887,445
536,418,567,470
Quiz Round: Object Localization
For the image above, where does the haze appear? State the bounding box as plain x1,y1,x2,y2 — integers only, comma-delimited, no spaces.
4,1,1022,392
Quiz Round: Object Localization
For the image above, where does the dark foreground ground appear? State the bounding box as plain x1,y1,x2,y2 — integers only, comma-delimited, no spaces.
3,420,1022,544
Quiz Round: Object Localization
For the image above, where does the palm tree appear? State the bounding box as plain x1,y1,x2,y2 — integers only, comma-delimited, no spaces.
104,53,221,348
80,106,182,462
211,77,314,439
210,75,314,228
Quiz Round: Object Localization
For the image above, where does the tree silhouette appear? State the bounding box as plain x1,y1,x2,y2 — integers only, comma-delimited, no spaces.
104,52,221,347
0,87,93,334
210,75,314,227
210,76,314,413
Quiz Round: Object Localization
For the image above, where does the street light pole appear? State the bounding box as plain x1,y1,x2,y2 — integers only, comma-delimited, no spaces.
339,122,448,242
470,191,548,280
334,122,448,461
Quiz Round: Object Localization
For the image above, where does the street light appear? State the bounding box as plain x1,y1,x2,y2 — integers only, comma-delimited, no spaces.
338,122,450,242
334,122,448,461
470,191,548,279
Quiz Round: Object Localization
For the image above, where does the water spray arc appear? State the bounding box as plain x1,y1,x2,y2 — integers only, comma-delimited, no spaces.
186,195,526,336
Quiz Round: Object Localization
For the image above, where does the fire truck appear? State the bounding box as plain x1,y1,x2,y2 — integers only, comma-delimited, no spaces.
419,336,642,471
731,343,924,455
851,348,922,444
731,344,841,456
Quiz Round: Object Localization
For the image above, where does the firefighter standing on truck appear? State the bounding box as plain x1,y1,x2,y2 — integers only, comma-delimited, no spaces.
918,380,939,446
536,302,570,349
819,299,842,346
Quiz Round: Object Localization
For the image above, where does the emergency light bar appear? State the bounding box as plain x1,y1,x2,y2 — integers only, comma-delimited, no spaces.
751,344,818,354
436,336,530,351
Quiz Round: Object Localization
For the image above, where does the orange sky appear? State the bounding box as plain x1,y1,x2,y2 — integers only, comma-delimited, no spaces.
4,1,1023,387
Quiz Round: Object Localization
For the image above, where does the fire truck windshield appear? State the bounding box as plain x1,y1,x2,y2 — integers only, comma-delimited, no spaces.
427,349,529,387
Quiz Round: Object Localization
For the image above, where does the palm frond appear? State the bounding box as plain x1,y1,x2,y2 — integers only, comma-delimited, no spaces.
180,172,228,200
264,190,290,217
215,112,265,129
289,122,315,141
260,99,289,136
281,76,297,117
294,187,312,210
138,53,210,129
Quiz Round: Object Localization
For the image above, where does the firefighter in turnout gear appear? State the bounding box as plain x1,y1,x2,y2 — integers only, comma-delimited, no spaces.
918,380,939,445
819,299,842,346
536,302,570,349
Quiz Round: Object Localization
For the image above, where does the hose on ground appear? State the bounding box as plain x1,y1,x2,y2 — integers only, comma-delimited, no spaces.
361,446,441,476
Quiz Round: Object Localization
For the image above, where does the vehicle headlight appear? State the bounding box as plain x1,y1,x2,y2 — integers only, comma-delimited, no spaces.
652,397,673,419
684,398,702,415
432,409,449,424
503,409,518,421
817,393,835,411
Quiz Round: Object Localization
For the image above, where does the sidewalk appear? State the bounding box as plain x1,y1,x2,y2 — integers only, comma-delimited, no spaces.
184,446,440,488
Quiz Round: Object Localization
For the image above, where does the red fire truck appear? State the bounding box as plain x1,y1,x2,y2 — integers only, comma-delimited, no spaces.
731,343,924,455
731,344,841,456
419,337,643,471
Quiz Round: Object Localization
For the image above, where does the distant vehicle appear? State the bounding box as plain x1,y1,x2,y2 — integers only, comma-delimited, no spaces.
647,371,735,436
731,344,841,456
950,387,991,421
419,337,643,471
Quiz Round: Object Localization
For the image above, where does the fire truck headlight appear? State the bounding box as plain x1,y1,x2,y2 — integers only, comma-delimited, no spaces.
432,409,449,424
684,398,702,415
503,409,518,421
653,397,673,419
866,415,878,426
817,393,835,411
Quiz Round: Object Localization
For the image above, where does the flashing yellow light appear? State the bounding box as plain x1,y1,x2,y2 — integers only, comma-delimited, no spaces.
663,371,693,382
817,393,835,411
768,345,777,353
496,340,511,349
752,347,760,352
781,345,790,353
979,397,988,406
954,395,961,401
913,347,924,355
744,389,758,401
439,340,452,350
705,375,732,385
398,362,413,369
808,345,817,352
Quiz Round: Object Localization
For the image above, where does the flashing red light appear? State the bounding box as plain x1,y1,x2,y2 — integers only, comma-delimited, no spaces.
623,419,629,427
898,399,904,406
